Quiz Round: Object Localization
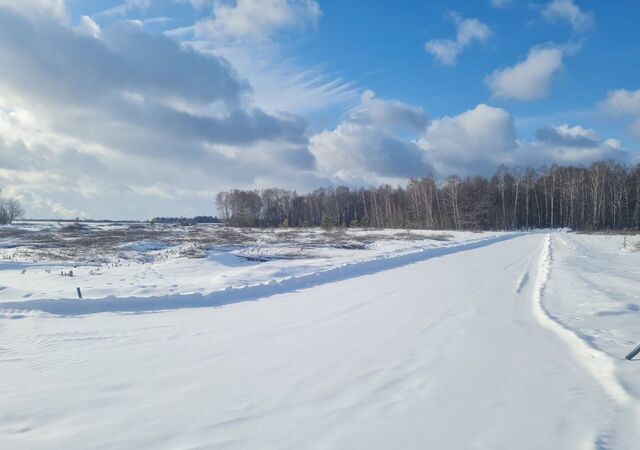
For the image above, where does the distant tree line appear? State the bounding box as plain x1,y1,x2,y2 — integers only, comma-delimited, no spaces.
151,216,221,225
0,191,24,224
216,161,640,231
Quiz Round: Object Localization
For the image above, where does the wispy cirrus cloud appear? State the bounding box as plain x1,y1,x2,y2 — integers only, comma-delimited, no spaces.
172,0,356,116
94,0,151,18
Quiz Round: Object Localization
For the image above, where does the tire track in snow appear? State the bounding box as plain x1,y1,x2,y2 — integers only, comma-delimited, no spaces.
532,233,638,449
514,253,538,293
514,271,529,293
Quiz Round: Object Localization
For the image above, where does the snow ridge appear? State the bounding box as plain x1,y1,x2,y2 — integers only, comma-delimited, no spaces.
532,234,640,449
532,234,629,403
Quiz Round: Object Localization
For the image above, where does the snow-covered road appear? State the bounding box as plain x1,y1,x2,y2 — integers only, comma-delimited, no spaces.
1,233,638,449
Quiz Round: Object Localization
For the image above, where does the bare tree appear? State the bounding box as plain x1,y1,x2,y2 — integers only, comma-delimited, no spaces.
0,194,25,224
5,199,24,222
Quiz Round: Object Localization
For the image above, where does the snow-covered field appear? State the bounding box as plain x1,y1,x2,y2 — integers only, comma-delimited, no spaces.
0,222,501,307
1,224,639,449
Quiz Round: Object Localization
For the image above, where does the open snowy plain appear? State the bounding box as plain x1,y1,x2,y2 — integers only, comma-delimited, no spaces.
1,223,639,449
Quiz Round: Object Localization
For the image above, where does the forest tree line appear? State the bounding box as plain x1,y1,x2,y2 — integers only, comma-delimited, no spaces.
215,161,640,231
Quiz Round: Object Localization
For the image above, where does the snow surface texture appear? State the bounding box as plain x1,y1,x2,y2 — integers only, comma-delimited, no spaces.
0,228,639,449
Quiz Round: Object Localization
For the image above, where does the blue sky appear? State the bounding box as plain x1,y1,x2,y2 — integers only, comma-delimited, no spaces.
311,1,638,134
0,0,638,218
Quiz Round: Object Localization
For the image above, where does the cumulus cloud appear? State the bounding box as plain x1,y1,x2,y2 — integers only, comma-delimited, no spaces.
536,124,599,147
195,0,322,41
600,89,640,144
354,90,429,131
600,89,640,116
310,91,431,183
0,11,250,111
517,134,623,167
541,0,593,32
417,105,626,176
425,13,491,65
311,98,627,185
485,45,564,100
418,104,516,175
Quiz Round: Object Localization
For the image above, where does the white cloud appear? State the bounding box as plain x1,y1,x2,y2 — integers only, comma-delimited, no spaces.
75,16,101,37
310,91,430,183
0,0,67,21
425,14,491,65
535,124,599,147
190,40,358,115
195,0,322,41
354,90,428,131
485,45,564,100
600,89,640,116
18,192,88,220
311,98,622,184
417,105,626,176
517,134,623,167
600,89,640,144
541,0,593,32
173,0,348,117
418,104,516,175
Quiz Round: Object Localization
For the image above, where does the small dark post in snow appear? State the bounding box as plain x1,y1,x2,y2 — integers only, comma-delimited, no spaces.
625,343,640,361
76,287,83,299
